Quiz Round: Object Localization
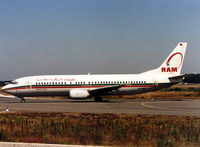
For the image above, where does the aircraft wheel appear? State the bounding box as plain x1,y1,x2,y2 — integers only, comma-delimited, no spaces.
21,99,25,103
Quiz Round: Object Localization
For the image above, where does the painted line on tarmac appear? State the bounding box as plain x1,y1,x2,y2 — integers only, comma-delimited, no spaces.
141,102,183,111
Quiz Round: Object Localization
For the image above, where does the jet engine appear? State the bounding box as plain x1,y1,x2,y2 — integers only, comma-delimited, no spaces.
69,89,90,99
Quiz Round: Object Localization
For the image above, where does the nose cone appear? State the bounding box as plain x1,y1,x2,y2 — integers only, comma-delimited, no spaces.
1,86,6,91
1,85,11,93
2,85,8,92
1,84,16,95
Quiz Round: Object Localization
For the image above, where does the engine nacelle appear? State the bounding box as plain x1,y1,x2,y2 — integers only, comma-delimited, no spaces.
69,89,90,99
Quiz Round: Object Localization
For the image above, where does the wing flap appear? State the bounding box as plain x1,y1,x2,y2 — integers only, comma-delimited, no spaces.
89,85,122,96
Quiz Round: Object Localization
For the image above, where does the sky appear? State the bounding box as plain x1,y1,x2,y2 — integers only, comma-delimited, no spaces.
0,0,199,80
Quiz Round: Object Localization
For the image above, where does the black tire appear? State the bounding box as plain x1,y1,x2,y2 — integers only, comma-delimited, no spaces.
21,99,25,103
94,96,103,102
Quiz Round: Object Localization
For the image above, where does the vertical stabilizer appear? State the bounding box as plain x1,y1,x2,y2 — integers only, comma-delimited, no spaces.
142,42,187,77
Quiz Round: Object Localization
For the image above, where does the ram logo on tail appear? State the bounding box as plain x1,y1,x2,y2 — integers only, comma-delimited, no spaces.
161,52,183,73
161,67,177,72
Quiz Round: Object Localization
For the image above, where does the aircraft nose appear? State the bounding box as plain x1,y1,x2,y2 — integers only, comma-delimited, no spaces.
1,85,8,92
1,86,6,91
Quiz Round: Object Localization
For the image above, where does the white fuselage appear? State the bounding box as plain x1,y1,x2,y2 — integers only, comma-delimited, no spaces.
2,73,172,98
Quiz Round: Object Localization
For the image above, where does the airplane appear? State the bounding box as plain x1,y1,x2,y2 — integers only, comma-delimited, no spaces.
1,42,192,103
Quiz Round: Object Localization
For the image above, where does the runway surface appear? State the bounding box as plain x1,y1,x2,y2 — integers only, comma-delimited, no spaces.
0,96,200,116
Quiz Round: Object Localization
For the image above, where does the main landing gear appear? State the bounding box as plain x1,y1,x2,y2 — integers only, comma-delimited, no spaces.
94,96,103,102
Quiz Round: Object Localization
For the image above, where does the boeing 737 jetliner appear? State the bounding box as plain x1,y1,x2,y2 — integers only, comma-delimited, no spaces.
2,42,191,102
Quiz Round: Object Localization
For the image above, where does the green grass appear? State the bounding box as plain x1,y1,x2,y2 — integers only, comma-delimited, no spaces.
0,112,200,146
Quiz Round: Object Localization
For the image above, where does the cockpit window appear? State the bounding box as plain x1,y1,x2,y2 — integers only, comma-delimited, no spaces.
11,81,18,84
5,81,18,85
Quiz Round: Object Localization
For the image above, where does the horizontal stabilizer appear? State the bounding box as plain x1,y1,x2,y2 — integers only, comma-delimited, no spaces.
169,73,198,83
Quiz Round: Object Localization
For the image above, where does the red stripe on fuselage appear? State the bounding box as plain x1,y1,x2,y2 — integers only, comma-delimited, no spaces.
4,85,157,91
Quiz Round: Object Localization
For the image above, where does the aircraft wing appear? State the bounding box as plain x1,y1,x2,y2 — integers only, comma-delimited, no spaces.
89,85,122,96
169,73,198,83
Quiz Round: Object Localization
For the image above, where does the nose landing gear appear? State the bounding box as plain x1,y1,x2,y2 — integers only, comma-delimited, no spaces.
20,97,25,103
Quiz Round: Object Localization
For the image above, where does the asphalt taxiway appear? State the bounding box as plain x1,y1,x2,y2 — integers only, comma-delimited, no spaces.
0,97,200,116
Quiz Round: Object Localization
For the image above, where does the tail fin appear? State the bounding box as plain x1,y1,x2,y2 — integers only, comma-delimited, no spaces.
142,42,187,76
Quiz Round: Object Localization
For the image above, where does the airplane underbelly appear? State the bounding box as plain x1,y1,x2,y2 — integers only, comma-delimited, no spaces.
17,87,70,97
